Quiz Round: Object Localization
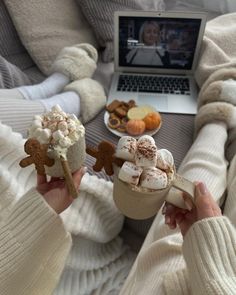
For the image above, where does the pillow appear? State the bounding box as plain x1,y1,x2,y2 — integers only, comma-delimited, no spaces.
0,1,36,71
76,0,165,62
4,0,98,75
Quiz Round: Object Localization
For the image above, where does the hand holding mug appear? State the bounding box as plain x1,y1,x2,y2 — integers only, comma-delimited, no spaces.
163,181,222,236
37,167,86,214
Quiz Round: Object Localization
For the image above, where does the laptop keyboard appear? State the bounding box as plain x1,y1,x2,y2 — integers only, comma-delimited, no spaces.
117,75,190,95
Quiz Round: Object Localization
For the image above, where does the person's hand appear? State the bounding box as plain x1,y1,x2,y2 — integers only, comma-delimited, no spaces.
162,181,222,236
36,167,86,214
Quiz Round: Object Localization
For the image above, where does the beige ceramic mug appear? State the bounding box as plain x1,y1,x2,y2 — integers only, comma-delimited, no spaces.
113,165,195,220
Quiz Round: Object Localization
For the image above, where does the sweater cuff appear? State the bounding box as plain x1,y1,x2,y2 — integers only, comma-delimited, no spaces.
163,268,190,295
183,216,236,294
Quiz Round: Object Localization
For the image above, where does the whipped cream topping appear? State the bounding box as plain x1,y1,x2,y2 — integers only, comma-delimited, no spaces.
28,105,85,158
117,135,175,191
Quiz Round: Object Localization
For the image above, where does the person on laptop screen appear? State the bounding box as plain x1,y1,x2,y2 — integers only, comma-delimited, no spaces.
126,21,169,66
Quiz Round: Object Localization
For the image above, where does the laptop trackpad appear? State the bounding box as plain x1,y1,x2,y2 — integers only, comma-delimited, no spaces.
138,94,168,112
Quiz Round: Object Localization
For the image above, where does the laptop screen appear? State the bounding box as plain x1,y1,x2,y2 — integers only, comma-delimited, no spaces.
118,16,202,70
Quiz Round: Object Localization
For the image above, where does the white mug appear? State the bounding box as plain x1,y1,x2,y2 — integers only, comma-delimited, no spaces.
113,166,194,220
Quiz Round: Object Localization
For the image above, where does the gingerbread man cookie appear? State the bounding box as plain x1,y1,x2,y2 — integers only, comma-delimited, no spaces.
19,138,55,175
86,141,124,176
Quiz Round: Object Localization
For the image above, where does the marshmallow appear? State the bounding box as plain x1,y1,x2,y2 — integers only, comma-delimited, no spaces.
38,128,52,144
52,130,64,141
137,135,156,146
116,136,137,161
118,161,143,186
69,130,79,141
135,136,157,167
27,105,85,162
140,167,168,190
156,149,174,171
59,137,72,148
58,121,68,132
32,119,43,129
33,115,43,121
33,127,43,138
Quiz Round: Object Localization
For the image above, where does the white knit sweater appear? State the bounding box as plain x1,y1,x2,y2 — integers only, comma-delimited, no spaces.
165,216,236,295
0,122,72,294
0,122,135,295
0,189,72,295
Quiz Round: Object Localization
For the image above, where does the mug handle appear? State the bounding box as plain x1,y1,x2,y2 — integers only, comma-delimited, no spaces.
172,173,195,202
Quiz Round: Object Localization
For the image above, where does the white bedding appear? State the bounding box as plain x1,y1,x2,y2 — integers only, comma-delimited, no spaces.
164,0,236,20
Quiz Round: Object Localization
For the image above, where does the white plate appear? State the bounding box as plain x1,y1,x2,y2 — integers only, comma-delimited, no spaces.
104,111,162,138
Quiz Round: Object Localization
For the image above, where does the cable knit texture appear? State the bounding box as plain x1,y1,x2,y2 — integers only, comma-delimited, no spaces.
0,121,135,295
183,217,236,295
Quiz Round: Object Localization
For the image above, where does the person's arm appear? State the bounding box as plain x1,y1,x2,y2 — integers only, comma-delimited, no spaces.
183,216,236,295
164,182,236,295
0,168,85,295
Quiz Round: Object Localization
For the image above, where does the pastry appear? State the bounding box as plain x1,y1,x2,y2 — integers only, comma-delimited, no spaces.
114,107,127,118
116,123,127,133
126,119,146,136
87,135,175,192
127,105,156,120
86,141,117,175
108,116,121,129
106,100,122,113
19,138,55,175
143,112,162,130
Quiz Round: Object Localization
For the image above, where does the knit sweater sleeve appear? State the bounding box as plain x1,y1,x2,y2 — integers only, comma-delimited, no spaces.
0,188,72,295
183,216,236,295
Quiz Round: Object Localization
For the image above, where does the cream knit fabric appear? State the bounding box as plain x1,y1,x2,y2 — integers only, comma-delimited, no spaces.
183,217,236,295
0,98,45,138
0,123,72,295
120,68,236,295
195,13,236,87
0,121,135,295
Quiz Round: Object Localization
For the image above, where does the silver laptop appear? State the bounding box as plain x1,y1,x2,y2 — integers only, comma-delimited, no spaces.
108,10,207,114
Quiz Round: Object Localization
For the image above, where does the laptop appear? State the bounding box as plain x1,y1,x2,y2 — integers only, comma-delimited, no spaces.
108,10,207,114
